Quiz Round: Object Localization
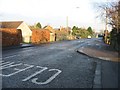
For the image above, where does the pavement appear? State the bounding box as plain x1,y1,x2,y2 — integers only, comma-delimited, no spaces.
77,39,120,88
77,46,119,62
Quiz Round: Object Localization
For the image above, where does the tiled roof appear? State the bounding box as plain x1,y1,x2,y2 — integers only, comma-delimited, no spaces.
44,25,55,33
0,21,23,28
31,29,52,33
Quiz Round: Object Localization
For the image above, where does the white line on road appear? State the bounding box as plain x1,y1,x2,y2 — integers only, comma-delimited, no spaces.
2,55,19,59
0,62,14,68
1,61,62,85
31,69,62,85
0,63,34,77
0,62,22,70
0,62,10,66
22,66,48,82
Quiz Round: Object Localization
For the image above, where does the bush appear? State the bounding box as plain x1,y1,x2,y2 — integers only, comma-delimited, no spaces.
72,26,92,38
55,29,69,41
31,29,50,44
117,32,120,53
0,28,22,47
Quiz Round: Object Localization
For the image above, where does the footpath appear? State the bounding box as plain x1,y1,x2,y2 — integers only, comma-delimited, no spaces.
77,39,120,88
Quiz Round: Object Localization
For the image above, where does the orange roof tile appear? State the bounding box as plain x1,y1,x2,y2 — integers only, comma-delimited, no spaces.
0,21,23,28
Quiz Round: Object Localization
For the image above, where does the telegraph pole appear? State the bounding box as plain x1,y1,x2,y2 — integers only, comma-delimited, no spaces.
66,16,68,31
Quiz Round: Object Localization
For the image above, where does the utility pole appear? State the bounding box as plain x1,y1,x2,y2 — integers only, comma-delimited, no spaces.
66,16,68,31
66,16,72,39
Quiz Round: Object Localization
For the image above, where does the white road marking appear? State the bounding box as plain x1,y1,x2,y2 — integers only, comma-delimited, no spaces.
0,62,14,68
1,61,62,85
31,69,62,85
2,55,19,59
0,64,34,77
96,44,99,46
22,66,48,81
0,62,10,66
0,62,22,70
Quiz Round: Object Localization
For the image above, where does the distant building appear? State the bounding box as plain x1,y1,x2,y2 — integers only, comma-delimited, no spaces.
0,21,32,43
44,25,55,42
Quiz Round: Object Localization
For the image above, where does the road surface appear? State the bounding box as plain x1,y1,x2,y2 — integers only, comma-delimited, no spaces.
1,38,101,88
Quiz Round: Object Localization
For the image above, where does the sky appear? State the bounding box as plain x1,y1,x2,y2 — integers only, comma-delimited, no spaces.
0,0,118,32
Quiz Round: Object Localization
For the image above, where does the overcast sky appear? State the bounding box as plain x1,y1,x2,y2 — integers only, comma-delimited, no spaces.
0,0,117,32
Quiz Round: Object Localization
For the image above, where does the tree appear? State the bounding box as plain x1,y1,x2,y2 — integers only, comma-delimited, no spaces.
94,1,119,31
35,22,42,29
72,26,92,38
94,1,120,50
29,22,42,29
72,26,78,30
87,27,93,34
118,1,120,32
72,26,78,35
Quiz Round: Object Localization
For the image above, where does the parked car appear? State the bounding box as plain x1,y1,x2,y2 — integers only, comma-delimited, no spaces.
87,35,91,39
98,34,103,37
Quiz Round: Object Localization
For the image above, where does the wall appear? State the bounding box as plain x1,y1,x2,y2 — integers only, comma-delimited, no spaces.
17,22,32,43
50,33,55,42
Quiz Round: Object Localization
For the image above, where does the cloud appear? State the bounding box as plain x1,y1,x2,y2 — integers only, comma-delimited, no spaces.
0,0,107,31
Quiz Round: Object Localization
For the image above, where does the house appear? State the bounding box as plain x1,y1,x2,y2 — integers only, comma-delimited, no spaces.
0,21,32,43
44,25,55,42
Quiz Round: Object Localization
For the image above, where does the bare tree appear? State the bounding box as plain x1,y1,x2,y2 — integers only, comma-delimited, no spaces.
94,0,119,32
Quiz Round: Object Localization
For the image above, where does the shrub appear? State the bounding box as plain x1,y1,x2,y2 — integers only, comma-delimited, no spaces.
0,28,22,47
55,29,69,41
31,29,50,44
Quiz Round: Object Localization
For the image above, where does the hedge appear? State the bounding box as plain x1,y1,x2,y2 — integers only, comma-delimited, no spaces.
0,28,22,47
31,29,50,44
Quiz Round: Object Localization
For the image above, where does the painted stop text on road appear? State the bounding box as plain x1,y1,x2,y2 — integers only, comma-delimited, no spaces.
0,61,62,85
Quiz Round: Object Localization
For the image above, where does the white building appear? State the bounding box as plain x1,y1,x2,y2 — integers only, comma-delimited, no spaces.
0,21,32,43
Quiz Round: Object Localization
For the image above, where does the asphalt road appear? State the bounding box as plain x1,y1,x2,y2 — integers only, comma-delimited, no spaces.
1,38,101,88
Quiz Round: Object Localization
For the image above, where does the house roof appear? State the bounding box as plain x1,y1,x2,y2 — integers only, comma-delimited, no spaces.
43,25,55,33
0,21,23,28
